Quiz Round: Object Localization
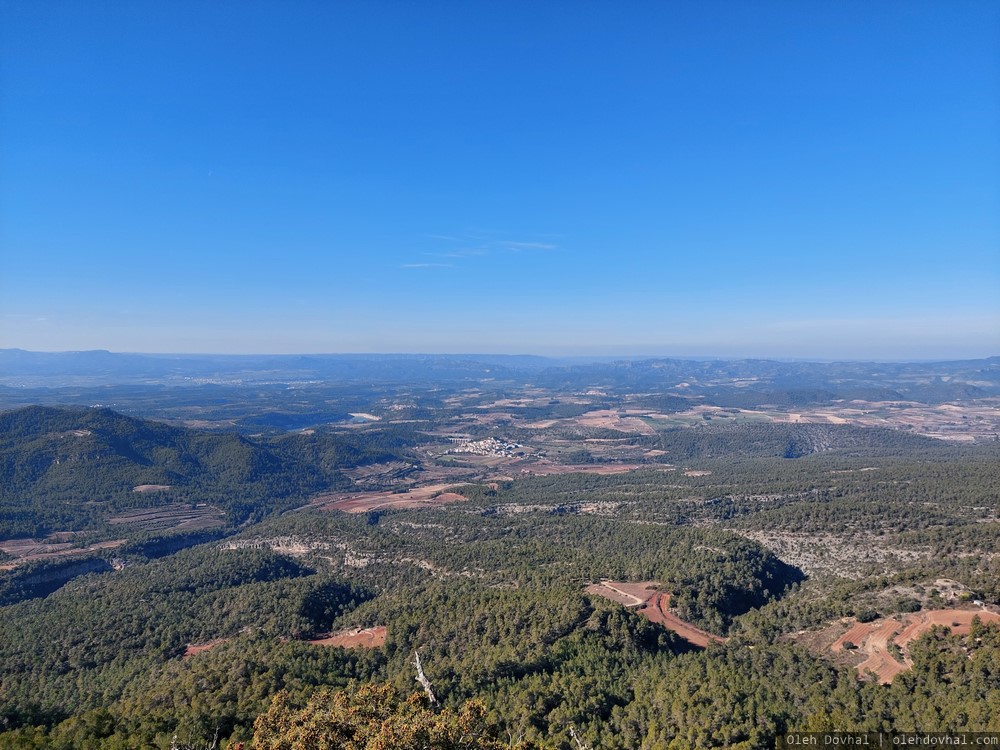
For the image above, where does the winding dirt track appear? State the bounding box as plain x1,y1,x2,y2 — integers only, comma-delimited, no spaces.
593,581,657,606
587,580,726,648
644,593,726,649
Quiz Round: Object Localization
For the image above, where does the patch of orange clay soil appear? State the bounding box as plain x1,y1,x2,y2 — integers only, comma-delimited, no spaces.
825,609,1000,684
309,626,387,649
183,639,228,658
310,485,467,513
517,461,645,477
587,580,726,648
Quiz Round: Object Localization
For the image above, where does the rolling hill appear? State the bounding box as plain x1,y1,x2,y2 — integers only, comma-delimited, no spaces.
0,406,342,537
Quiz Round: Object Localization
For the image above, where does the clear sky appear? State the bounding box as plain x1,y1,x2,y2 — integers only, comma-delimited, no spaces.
1,1,998,359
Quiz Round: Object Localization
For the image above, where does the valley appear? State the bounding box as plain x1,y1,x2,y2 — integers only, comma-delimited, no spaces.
0,353,998,748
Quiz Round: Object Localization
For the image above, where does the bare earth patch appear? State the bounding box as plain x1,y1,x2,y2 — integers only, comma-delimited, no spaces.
585,580,658,607
109,504,226,532
587,580,725,648
309,626,387,649
341,461,416,488
183,639,229,658
0,536,126,569
516,461,646,477
132,484,173,492
310,485,469,513
800,608,1000,684
573,409,659,435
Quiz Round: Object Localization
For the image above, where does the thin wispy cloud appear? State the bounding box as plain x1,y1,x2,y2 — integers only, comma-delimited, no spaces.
499,241,557,251
437,248,489,259
412,232,560,268
400,229,559,268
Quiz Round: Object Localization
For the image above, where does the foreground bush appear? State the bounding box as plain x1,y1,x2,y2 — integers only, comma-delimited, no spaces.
251,682,544,750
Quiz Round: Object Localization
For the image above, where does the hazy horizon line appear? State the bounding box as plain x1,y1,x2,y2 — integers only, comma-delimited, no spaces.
2,347,997,365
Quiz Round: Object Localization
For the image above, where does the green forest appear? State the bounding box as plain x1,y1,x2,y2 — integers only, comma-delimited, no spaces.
1,394,998,749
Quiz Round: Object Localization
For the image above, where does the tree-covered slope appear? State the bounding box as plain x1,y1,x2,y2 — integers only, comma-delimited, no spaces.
651,423,947,459
0,406,343,536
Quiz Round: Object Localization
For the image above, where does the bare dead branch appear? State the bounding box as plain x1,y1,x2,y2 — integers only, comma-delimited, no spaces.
412,649,438,706
569,726,591,750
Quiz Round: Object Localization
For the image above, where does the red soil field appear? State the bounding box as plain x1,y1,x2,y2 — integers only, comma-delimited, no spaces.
895,609,999,647
309,626,387,649
521,462,646,477
183,639,228,658
831,618,909,684
310,485,468,513
587,580,726,649
828,608,1000,684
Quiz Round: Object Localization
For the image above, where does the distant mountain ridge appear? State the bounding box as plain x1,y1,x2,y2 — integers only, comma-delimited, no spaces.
0,349,556,384
2,349,998,395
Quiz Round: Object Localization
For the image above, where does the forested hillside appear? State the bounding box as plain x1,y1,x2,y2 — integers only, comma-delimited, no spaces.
1,389,998,748
0,406,418,538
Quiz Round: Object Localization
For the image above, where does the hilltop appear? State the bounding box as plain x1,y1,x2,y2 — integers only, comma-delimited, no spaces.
0,406,407,539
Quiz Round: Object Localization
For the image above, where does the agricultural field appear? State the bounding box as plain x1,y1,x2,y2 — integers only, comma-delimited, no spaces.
453,399,1000,444
108,503,227,532
795,607,1000,684
308,484,469,513
0,535,126,571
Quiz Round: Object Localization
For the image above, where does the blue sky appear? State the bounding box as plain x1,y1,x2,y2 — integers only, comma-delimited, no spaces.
1,1,998,359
